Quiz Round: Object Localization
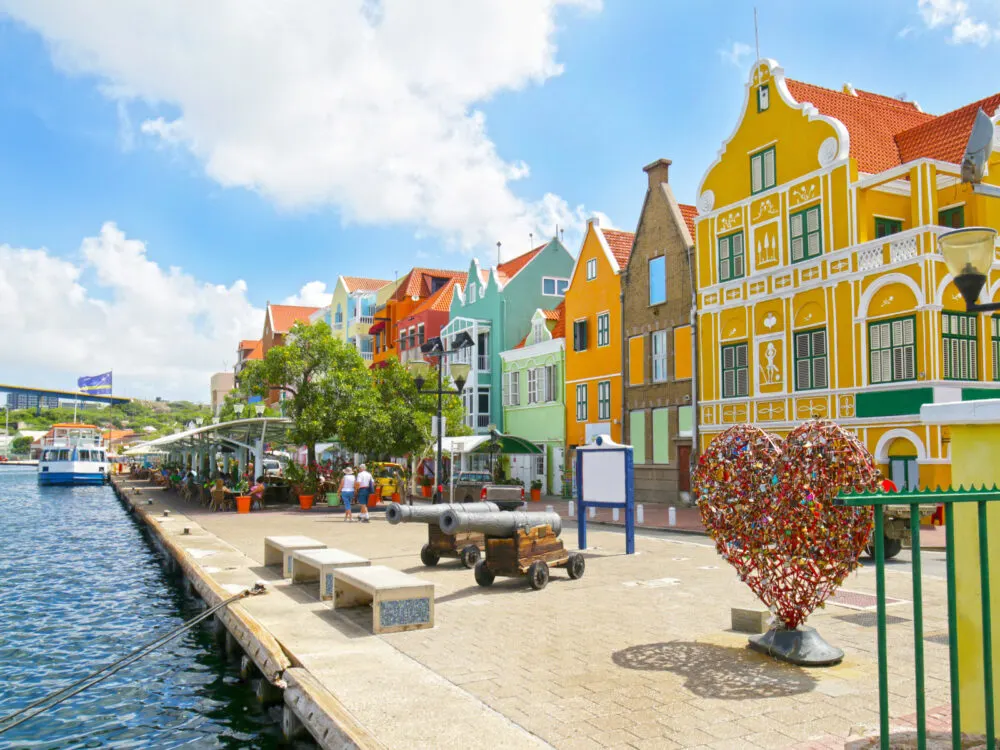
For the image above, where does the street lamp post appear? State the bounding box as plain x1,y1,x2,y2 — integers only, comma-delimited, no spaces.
407,333,474,503
940,228,1000,312
234,403,245,419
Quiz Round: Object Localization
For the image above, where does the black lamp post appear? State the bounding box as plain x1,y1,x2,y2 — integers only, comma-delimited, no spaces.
407,332,474,502
940,228,1000,312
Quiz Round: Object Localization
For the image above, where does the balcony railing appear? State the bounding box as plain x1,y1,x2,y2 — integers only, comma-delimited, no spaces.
476,414,490,428
360,351,373,361
478,355,489,372
855,227,938,273
356,315,374,325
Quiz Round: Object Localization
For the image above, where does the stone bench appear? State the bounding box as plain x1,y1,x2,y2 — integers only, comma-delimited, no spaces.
291,548,371,601
264,536,327,578
333,565,435,634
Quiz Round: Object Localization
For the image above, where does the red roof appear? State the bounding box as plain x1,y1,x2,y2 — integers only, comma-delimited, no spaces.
342,276,391,293
679,204,697,239
268,304,320,334
785,80,933,173
246,340,263,360
513,301,566,349
238,339,259,352
896,93,1000,165
601,229,635,269
496,245,544,284
403,278,461,322
393,268,466,300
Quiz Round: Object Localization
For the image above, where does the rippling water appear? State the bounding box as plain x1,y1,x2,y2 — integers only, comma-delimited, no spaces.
0,469,291,749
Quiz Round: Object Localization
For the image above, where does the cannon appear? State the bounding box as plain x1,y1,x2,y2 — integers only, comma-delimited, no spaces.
385,501,500,569
439,510,584,591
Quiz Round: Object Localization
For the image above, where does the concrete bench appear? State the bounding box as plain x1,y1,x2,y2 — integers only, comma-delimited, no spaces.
291,548,371,601
333,565,435,634
264,536,327,578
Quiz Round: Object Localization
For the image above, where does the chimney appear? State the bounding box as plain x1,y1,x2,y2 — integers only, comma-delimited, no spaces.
588,214,601,229
643,158,672,190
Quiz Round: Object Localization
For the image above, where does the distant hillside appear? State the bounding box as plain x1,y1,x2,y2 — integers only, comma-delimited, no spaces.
8,400,213,440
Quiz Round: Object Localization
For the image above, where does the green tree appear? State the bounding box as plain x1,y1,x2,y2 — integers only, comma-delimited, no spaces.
239,321,374,470
11,436,32,455
338,357,470,460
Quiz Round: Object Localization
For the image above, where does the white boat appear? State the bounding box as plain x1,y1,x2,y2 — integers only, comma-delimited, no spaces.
37,423,109,486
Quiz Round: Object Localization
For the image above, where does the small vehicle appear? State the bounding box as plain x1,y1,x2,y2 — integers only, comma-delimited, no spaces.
451,471,495,502
261,458,283,477
866,504,943,560
371,462,405,501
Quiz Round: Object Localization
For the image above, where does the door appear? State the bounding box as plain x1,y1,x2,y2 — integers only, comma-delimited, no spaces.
889,456,919,491
551,447,564,497
677,445,692,493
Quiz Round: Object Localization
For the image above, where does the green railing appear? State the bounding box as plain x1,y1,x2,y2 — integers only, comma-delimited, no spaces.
836,486,999,750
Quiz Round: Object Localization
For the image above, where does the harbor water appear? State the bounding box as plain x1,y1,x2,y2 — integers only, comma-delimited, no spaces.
0,468,290,749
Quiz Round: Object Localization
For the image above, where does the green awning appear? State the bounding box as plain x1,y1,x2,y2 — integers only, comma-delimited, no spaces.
469,434,543,455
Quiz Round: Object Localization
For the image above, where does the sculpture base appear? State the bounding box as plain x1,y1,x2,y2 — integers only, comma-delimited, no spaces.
748,626,843,666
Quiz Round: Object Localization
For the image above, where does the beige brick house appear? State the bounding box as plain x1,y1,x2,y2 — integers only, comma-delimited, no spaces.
621,159,699,506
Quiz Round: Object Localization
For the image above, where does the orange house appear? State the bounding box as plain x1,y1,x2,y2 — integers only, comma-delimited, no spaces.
564,217,635,451
371,268,466,368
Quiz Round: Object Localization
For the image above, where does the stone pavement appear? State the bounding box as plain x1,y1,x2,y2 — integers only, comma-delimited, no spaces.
136,483,955,749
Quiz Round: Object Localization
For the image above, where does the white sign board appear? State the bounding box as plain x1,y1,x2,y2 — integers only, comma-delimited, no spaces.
577,435,628,506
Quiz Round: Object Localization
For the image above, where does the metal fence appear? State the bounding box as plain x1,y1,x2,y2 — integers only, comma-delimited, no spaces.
836,486,999,750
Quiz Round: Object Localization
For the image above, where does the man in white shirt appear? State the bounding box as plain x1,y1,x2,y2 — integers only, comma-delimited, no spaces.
355,464,373,523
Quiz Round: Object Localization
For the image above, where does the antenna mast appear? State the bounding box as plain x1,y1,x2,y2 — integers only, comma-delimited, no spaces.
754,7,760,62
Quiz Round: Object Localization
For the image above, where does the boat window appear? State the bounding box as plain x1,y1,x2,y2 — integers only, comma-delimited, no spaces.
58,450,71,461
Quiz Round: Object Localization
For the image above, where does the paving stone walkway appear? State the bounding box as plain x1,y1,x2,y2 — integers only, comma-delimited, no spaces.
133,482,955,749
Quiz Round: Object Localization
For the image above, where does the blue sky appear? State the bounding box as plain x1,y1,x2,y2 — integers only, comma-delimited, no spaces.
0,0,998,399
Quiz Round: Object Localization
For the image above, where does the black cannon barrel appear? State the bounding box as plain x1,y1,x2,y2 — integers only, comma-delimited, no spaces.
439,510,562,537
385,501,500,525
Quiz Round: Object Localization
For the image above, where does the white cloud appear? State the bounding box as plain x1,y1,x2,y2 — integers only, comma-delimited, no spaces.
719,41,753,69
282,281,332,308
0,0,601,255
0,223,262,401
917,0,997,45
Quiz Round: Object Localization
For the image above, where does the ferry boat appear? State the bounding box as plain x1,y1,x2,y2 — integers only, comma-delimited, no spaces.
37,423,109,485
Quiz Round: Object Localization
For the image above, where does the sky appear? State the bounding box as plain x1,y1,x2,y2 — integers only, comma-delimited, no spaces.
1,0,999,401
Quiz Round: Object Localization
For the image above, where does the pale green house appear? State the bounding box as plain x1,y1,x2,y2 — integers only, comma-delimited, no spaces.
499,304,566,495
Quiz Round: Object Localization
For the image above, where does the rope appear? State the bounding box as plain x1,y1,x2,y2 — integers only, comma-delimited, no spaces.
0,583,267,735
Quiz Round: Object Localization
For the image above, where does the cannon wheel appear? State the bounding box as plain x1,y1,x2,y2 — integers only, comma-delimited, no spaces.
420,544,440,567
459,545,480,569
474,560,495,587
528,561,550,591
567,553,585,580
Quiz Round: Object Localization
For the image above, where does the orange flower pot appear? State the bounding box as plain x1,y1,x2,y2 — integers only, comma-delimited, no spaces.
236,495,251,514
530,488,541,502
421,485,432,498
299,494,314,510
392,492,401,502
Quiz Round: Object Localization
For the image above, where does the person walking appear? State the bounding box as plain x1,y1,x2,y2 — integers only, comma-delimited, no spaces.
355,464,373,523
339,467,357,522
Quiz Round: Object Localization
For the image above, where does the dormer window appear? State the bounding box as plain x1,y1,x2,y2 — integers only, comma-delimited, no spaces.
469,284,477,303
757,84,770,112
533,321,545,343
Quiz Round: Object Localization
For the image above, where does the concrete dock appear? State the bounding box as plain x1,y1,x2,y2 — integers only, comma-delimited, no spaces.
113,477,957,750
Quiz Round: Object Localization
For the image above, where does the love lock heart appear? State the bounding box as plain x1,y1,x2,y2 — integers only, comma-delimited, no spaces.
694,419,878,630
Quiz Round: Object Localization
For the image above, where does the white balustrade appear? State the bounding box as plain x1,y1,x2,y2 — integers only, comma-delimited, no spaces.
857,245,884,272
889,235,919,264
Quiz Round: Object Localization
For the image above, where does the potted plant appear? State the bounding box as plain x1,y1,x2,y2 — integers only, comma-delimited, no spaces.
298,471,318,510
530,479,543,502
420,474,433,498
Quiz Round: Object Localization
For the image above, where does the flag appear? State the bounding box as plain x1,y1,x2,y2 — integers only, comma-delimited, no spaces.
78,371,113,395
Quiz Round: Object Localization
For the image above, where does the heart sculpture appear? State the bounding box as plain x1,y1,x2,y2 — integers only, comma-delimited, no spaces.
694,419,879,630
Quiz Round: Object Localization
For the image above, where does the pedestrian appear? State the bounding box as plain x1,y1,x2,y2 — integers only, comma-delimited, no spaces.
355,464,373,523
339,467,356,521
249,476,266,511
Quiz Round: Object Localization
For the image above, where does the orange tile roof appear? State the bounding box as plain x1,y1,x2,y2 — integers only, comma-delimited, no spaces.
785,79,935,173
394,268,467,299
896,93,1000,165
601,229,635,269
513,301,565,349
496,244,544,283
679,204,697,239
342,276,391,293
406,278,462,319
238,339,259,352
268,304,320,334
247,340,263,360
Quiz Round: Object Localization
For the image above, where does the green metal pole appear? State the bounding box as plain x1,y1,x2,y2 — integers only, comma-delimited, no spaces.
978,501,995,749
945,503,962,749
909,505,926,750
874,509,890,750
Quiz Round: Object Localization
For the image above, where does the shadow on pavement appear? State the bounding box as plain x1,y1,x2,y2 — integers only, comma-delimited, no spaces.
611,641,817,699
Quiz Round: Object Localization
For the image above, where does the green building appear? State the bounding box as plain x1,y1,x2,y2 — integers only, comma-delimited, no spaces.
499,305,566,495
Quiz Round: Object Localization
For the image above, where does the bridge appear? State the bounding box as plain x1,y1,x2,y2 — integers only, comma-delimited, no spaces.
0,383,131,415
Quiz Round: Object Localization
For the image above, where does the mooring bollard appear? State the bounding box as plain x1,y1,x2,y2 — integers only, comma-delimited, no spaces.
162,510,170,518
182,527,191,535
567,501,574,517
668,507,676,527
612,507,620,522
545,505,554,514
637,504,644,524
588,506,596,519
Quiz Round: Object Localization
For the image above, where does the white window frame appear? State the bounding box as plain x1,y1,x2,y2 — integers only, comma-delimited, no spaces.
505,370,520,406
597,380,611,420
751,146,776,194
576,384,587,421
544,365,557,403
468,284,477,302
533,321,546,344
586,258,597,281
651,330,667,383
527,368,539,404
542,277,568,297
597,312,610,347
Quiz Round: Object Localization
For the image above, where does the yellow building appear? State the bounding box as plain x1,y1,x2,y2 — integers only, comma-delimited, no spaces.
565,217,634,450
694,59,1000,490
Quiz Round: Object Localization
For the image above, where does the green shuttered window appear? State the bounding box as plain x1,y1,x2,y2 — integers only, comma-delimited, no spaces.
652,408,670,465
721,343,749,398
750,146,776,194
790,204,822,263
718,231,745,282
793,329,828,391
869,316,915,384
942,311,978,381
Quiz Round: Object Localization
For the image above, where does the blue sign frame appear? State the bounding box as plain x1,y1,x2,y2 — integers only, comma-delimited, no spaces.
575,435,636,555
